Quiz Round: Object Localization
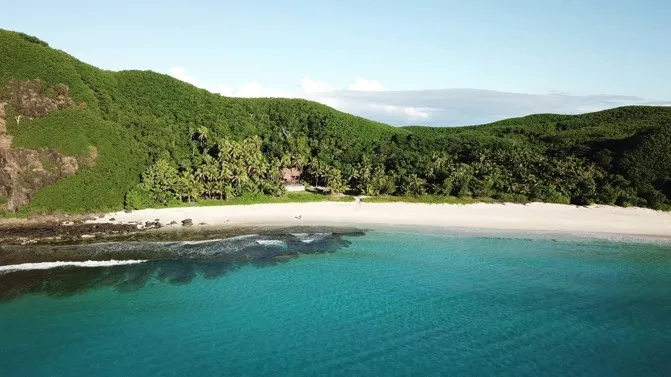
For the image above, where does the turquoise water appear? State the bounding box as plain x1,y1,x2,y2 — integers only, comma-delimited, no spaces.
1,231,671,376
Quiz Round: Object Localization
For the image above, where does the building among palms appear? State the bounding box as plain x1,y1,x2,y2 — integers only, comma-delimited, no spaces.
281,167,304,192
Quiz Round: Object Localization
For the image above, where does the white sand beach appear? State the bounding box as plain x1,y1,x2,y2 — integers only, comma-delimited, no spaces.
90,202,671,239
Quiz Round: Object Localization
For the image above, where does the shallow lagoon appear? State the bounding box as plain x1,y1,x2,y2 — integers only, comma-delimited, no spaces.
1,229,670,376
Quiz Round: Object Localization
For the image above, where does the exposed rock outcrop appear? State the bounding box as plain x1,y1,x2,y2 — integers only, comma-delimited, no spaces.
0,81,90,212
3,79,81,117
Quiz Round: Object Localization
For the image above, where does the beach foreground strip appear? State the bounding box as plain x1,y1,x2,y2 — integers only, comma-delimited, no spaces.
89,202,671,238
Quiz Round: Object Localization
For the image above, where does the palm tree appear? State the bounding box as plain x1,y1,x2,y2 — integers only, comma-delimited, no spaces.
427,152,450,180
400,174,426,196
175,170,202,203
189,126,211,154
195,126,210,144
294,154,308,171
216,138,233,161
326,168,347,195
309,158,330,187
217,182,235,200
280,153,293,169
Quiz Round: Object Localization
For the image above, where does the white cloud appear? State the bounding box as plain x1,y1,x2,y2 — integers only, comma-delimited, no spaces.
168,66,207,89
300,77,335,93
168,66,426,123
167,66,669,126
348,78,385,91
316,97,343,110
232,81,293,98
213,82,294,98
403,106,430,119
213,84,234,96
368,104,430,120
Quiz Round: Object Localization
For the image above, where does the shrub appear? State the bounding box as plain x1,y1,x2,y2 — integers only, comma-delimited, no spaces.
124,185,156,210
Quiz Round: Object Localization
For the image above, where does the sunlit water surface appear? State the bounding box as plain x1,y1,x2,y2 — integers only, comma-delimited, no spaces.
1,230,670,376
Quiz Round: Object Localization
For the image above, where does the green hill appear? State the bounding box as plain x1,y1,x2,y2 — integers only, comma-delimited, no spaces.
1,29,670,214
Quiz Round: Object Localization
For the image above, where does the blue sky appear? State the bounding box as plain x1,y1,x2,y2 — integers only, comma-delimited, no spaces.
3,0,670,125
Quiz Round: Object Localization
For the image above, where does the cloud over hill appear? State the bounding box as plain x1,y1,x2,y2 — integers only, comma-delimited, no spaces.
169,67,669,126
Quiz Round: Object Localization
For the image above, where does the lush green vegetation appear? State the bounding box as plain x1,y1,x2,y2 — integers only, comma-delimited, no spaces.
165,192,354,208
1,28,670,214
126,135,286,208
361,195,499,205
4,108,146,214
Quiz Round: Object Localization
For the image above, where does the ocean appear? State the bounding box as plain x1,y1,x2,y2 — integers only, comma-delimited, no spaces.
1,229,670,376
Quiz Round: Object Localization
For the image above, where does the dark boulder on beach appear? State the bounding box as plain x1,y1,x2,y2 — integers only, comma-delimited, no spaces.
182,219,193,227
145,221,162,229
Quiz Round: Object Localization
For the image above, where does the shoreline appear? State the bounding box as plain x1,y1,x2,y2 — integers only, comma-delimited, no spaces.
88,202,671,241
3,201,671,274
3,201,671,246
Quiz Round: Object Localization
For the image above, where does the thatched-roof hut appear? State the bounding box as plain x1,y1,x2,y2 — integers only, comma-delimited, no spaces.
281,167,301,185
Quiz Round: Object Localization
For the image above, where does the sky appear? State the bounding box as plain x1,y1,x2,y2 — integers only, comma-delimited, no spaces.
3,0,670,126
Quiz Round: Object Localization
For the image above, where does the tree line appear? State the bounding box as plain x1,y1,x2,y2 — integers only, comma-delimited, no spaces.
128,122,667,210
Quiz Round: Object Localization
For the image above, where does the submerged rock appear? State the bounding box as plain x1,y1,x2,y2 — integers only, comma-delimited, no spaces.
0,222,141,245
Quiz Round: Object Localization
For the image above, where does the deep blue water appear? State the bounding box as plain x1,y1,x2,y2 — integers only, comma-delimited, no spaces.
1,231,670,376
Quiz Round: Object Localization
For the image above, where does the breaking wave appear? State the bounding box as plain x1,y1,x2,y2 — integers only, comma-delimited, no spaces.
291,232,332,243
45,232,354,260
0,260,148,274
256,239,287,247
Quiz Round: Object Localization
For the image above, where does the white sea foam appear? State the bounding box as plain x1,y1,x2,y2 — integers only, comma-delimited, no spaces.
177,238,225,246
256,239,287,247
0,260,148,274
292,232,331,243
180,234,259,246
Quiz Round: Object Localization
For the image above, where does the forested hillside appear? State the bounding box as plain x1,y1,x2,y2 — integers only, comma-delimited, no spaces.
1,29,670,214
